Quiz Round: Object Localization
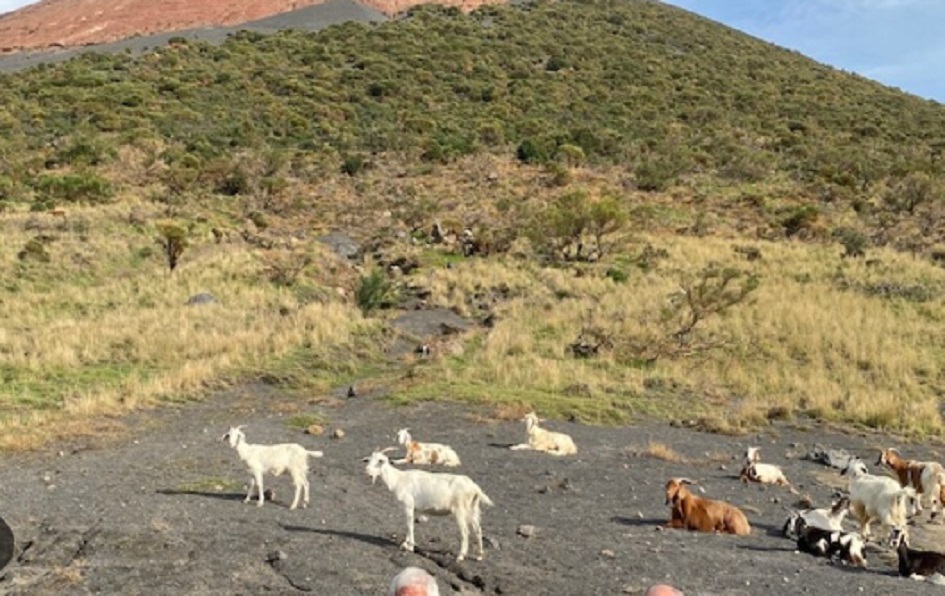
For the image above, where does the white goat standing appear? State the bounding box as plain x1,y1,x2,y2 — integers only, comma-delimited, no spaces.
510,412,577,456
841,458,916,540
395,428,461,466
222,426,323,510
364,448,493,561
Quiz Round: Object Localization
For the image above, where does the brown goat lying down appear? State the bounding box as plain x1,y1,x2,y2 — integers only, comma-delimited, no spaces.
664,478,752,536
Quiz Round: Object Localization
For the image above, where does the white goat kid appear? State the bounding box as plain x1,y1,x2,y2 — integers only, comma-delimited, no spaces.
395,428,461,467
364,448,493,561
222,426,323,510
510,412,577,456
739,446,790,486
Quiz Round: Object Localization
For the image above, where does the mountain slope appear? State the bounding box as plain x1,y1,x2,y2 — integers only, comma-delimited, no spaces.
1,0,945,443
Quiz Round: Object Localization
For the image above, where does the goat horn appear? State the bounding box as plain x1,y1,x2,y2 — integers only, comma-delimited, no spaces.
380,446,398,454
679,477,696,485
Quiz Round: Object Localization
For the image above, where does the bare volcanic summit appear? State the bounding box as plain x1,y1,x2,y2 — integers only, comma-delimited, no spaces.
0,0,504,53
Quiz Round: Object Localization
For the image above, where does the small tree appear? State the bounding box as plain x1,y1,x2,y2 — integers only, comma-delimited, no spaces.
883,172,938,214
529,191,626,261
621,266,759,362
157,223,188,272
586,196,627,258
662,266,760,352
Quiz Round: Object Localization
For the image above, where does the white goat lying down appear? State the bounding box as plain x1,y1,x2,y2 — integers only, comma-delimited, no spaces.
510,412,577,456
222,426,323,510
395,428,461,467
841,457,917,540
739,446,790,487
364,448,493,561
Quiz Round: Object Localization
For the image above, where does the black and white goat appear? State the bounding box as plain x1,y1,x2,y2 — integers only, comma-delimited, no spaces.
782,495,850,538
793,517,867,567
889,526,945,583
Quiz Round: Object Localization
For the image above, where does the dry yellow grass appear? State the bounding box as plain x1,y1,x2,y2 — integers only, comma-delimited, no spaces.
642,441,689,463
403,230,945,436
0,201,378,449
4,154,945,448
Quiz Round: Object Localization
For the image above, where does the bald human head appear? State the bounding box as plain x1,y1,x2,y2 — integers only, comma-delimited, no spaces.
645,584,683,596
388,566,440,596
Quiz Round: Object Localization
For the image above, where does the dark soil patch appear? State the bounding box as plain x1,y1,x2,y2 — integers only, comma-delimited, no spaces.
0,386,943,594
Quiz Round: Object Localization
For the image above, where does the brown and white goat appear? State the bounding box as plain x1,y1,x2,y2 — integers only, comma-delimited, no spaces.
395,429,461,467
878,448,945,521
663,478,751,536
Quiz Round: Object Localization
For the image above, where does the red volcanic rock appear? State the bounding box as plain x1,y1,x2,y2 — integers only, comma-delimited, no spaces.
0,0,506,54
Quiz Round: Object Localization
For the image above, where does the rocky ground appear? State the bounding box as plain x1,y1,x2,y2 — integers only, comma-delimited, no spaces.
1,380,945,595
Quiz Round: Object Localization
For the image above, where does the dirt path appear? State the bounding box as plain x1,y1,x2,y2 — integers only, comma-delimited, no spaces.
0,383,943,595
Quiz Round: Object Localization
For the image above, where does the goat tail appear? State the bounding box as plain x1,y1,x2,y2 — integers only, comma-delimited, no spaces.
478,491,495,508
307,450,324,458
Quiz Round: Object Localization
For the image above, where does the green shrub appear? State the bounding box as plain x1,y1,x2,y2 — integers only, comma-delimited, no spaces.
356,269,398,314
33,172,113,205
17,237,52,263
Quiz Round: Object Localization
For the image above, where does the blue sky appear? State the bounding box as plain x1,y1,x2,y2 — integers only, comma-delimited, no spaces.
662,0,945,103
1,0,943,103
0,0,31,16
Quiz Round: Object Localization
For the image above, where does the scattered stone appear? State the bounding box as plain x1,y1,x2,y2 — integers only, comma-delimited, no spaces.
600,549,616,559
517,525,536,538
803,445,853,469
346,386,357,398
185,292,217,306
318,231,360,260
263,489,276,501
331,428,346,440
484,535,500,551
265,549,287,569
305,424,324,436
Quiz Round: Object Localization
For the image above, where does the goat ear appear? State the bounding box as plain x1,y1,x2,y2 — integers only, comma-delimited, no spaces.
679,477,696,485
380,446,398,454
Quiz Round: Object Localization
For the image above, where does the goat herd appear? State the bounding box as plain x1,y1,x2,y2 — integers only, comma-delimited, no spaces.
668,444,945,585
222,412,945,592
